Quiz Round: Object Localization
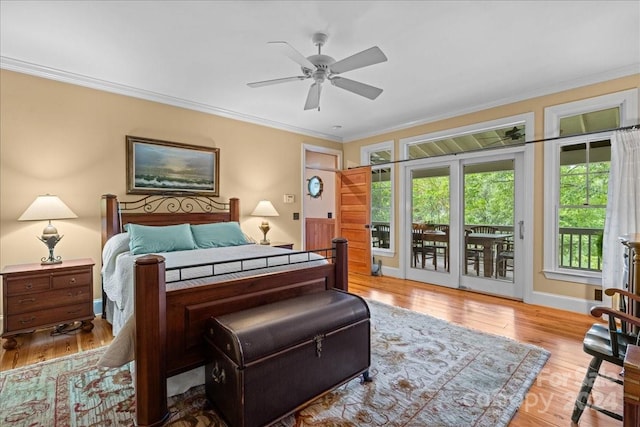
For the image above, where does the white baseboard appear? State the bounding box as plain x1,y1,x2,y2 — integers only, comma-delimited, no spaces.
374,268,596,315
526,291,597,315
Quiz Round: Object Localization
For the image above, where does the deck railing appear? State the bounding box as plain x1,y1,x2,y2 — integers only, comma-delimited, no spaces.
558,227,602,271
373,223,603,272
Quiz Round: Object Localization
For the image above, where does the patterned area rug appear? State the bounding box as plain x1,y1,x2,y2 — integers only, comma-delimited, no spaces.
0,299,549,427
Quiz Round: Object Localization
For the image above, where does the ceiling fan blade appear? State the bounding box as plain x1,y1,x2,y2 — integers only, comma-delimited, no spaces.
331,76,383,100
330,46,387,74
268,41,316,71
304,82,322,110
247,76,308,88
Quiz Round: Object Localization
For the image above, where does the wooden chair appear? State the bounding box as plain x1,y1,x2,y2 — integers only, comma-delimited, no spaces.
495,238,514,277
377,224,390,249
572,288,640,423
470,225,498,234
464,229,480,275
433,224,449,271
371,223,390,248
468,226,498,276
412,224,436,268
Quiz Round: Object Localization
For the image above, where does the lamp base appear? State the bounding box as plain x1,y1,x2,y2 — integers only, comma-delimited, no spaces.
38,234,64,265
258,221,271,246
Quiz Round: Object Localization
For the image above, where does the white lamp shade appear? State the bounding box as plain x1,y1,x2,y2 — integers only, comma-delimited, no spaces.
251,200,279,217
18,195,78,221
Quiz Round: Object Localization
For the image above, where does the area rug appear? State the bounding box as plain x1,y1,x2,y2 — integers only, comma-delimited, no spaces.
0,299,550,427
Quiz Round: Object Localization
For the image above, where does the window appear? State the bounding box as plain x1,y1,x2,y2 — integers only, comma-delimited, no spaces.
406,123,527,160
362,141,394,253
543,89,638,284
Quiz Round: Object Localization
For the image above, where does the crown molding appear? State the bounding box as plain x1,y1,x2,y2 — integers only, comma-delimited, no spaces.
3,56,637,145
0,56,343,143
342,64,640,142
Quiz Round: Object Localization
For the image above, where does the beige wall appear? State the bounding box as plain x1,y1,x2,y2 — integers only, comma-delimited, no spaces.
0,70,341,312
2,69,639,314
343,74,640,301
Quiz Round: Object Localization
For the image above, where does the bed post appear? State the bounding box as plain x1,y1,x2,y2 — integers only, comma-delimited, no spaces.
229,197,240,222
101,194,120,248
333,237,348,291
134,255,169,427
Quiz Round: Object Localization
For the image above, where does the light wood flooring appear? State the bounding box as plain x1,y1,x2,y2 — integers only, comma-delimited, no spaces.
0,273,621,426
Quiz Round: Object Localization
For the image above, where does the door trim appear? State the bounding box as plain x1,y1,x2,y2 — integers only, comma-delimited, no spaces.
301,144,342,250
400,144,534,302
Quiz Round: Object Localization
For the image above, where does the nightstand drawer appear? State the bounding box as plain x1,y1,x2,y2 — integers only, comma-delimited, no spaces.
5,275,50,296
52,270,91,289
6,286,92,315
6,302,93,331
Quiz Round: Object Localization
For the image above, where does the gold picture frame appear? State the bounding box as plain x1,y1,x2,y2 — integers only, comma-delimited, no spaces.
126,136,219,196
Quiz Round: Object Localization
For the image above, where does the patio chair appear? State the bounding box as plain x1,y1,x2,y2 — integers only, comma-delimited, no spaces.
372,223,390,248
432,224,449,271
495,239,514,277
470,225,498,234
412,223,436,268
572,288,640,423
464,229,480,275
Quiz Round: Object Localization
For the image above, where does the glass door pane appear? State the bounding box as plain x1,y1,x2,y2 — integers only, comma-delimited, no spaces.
463,160,515,283
411,166,450,273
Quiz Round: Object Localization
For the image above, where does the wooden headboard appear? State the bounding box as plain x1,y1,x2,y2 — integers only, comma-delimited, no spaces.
101,194,240,248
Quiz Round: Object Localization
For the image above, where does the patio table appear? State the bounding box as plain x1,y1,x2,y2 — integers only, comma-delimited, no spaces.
467,233,513,277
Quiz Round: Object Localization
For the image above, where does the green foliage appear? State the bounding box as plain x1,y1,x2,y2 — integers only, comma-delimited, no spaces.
463,171,514,226
372,180,392,222
412,176,450,224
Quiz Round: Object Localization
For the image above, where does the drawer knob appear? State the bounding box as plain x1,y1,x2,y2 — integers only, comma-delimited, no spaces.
20,316,36,324
25,283,33,290
69,278,76,284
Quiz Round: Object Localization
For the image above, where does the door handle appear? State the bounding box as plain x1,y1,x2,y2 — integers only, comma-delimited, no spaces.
519,221,524,239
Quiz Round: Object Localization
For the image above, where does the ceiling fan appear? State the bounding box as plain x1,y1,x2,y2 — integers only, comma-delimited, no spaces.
247,32,387,111
482,126,526,146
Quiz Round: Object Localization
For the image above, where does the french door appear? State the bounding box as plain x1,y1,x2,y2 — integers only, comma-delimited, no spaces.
404,151,526,300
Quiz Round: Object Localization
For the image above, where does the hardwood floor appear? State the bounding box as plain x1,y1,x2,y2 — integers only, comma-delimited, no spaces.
0,273,621,426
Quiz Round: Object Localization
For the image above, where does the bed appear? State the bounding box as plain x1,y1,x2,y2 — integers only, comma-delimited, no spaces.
100,194,348,427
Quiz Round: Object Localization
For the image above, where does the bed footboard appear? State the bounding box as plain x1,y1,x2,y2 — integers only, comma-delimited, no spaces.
133,238,348,426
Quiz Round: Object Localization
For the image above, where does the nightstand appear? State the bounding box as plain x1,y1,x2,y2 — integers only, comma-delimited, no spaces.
1,258,95,350
271,242,294,250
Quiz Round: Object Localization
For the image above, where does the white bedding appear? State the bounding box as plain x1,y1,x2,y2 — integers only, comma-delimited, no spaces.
102,234,327,335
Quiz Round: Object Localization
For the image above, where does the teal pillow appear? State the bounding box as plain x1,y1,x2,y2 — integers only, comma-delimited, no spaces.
128,223,197,255
191,222,250,248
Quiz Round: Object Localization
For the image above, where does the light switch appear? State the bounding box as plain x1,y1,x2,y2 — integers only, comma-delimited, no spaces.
284,194,295,204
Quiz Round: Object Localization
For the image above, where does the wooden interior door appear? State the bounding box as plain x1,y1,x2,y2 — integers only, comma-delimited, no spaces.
337,167,372,275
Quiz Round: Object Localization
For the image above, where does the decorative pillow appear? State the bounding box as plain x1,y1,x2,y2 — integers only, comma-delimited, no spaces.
128,223,197,255
191,222,250,248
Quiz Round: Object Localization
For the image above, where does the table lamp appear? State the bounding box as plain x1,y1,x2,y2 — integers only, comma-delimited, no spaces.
251,200,279,245
18,194,78,264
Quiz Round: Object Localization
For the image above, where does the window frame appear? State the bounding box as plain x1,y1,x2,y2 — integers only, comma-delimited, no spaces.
543,89,639,284
400,114,534,160
361,140,395,256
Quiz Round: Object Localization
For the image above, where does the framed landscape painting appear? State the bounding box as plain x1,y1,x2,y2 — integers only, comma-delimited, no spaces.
126,136,219,195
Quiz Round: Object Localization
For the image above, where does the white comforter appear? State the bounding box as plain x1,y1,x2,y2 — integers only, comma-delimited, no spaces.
102,234,327,335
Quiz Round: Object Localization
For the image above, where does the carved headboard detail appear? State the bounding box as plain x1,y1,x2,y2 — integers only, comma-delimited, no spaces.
101,194,240,248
